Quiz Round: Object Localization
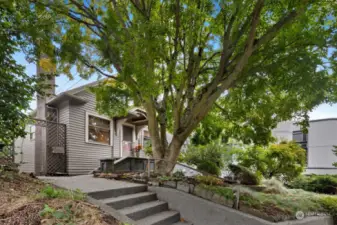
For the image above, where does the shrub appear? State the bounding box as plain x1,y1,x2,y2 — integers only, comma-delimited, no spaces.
184,142,233,176
289,175,337,194
318,196,337,223
196,175,224,186
237,141,306,182
200,184,234,200
197,161,221,176
262,177,288,194
228,164,261,185
40,185,86,200
144,142,153,157
172,170,185,180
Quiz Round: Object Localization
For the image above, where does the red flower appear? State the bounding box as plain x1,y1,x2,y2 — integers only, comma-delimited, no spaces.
133,144,142,152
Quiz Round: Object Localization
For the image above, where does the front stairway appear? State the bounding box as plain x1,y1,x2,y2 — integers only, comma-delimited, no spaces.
88,185,192,225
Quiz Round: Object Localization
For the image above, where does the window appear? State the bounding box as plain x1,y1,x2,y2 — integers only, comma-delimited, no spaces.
29,125,36,140
293,130,308,164
293,131,307,143
87,114,111,145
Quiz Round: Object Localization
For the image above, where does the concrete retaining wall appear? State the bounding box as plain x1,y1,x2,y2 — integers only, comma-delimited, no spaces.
149,186,333,225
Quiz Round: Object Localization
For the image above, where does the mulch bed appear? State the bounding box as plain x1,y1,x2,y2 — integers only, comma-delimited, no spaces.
0,172,120,225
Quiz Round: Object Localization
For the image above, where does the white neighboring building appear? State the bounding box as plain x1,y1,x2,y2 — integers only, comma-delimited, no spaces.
272,119,337,175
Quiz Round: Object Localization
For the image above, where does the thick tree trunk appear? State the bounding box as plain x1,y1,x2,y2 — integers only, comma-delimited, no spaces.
152,135,184,175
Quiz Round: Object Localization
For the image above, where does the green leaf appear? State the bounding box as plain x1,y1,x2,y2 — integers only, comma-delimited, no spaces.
52,210,65,219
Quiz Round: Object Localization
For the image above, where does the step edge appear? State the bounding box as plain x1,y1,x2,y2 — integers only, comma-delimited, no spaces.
102,192,156,203
119,200,167,214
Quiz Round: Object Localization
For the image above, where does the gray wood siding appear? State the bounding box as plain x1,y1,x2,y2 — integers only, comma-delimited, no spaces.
67,91,113,175
14,126,35,173
113,125,121,158
58,100,70,125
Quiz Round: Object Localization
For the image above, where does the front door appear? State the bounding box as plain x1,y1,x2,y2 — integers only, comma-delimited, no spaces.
122,125,133,157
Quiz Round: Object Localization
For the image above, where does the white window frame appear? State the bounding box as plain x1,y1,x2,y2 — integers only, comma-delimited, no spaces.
85,112,113,146
29,125,36,141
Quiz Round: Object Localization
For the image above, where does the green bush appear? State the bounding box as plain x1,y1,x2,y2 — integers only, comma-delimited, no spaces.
237,141,306,182
318,196,337,223
200,184,234,200
228,164,261,185
196,175,224,186
289,175,337,194
184,142,233,176
197,161,221,176
172,170,185,180
40,185,86,200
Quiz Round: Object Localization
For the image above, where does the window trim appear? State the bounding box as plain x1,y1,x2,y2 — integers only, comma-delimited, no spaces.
85,112,113,146
29,125,36,141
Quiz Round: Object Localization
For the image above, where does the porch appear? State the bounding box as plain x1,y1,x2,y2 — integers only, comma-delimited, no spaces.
114,109,149,158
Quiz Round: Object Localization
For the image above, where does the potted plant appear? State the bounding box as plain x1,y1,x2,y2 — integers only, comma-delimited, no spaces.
134,144,142,157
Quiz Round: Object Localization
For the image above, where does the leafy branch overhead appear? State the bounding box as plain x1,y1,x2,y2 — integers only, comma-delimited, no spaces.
0,1,58,144
30,0,337,173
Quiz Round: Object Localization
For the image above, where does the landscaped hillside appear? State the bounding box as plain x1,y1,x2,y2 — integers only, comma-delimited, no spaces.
0,171,120,225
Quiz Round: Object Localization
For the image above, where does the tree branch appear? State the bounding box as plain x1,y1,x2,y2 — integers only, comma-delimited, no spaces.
82,60,119,80
253,1,309,52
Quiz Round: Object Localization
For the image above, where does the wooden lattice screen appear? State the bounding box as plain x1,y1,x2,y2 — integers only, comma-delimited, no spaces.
34,118,67,175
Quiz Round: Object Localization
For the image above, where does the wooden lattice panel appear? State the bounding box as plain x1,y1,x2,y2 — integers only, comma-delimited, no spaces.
46,122,67,174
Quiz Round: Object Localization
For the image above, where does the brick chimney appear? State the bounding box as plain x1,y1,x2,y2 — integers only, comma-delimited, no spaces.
35,56,55,175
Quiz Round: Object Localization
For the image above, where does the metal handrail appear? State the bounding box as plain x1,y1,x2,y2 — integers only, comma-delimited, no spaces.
146,157,217,178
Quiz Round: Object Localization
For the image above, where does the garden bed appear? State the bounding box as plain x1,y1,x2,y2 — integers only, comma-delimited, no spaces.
93,171,337,224
0,171,120,225
152,178,336,223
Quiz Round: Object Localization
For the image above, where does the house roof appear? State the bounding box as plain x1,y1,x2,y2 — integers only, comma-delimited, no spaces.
46,79,105,107
32,77,148,123
114,108,148,126
65,79,104,95
46,92,88,106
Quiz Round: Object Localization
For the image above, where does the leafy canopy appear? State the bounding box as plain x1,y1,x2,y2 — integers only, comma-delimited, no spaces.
31,0,337,170
0,0,57,144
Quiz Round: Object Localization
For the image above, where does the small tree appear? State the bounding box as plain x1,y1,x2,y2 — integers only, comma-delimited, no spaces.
237,141,306,182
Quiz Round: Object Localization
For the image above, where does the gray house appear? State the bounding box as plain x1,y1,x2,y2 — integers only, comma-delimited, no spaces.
15,79,151,175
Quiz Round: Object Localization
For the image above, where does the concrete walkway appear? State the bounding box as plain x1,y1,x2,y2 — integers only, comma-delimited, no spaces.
39,175,144,193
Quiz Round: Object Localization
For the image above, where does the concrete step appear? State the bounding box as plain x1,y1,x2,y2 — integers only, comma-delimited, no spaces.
119,200,168,220
102,191,157,209
171,222,193,225
88,185,147,199
136,210,181,225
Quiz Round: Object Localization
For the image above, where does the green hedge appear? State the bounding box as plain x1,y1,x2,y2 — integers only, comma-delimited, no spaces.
289,175,337,194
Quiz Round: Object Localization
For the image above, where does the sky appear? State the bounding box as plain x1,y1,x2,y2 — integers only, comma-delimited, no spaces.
14,52,337,120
